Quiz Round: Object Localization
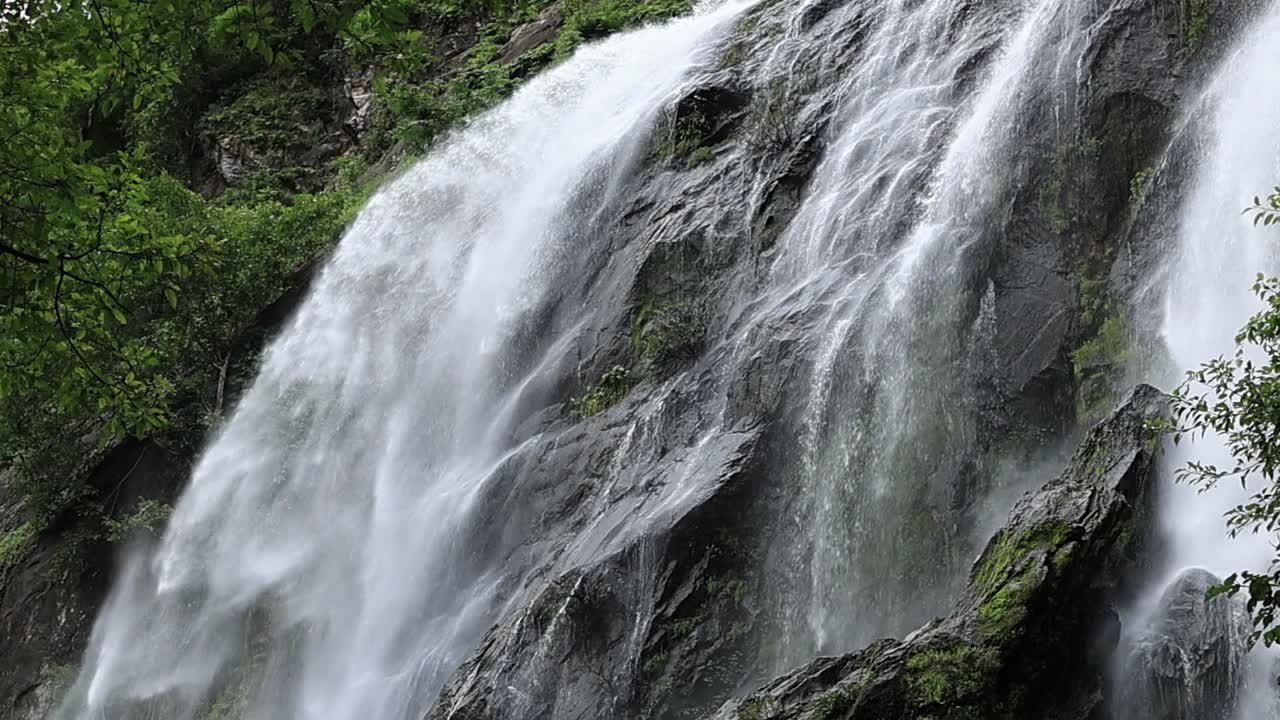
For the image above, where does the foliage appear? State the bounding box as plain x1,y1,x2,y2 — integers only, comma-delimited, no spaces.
553,0,693,59
1071,315,1128,371
686,146,716,169
103,498,174,541
1247,187,1280,227
0,0,695,545
808,686,855,720
364,0,696,159
1130,167,1155,204
1165,272,1280,646
0,522,37,587
746,80,796,155
1184,0,1212,51
1,176,363,525
200,76,334,177
0,0,381,489
632,301,705,373
570,365,635,418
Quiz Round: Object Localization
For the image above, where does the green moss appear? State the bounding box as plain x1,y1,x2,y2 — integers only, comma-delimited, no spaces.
570,365,635,418
707,577,747,605
977,580,1032,639
1072,315,1128,371
1076,263,1107,329
1039,149,1070,235
1072,314,1129,422
746,80,795,154
973,521,1076,639
1130,167,1155,204
738,697,774,720
808,681,860,717
905,642,998,707
0,521,35,589
973,521,1072,591
1185,0,1212,50
809,686,855,719
40,663,79,708
1071,253,1129,425
653,108,714,165
631,301,705,373
686,146,715,169
198,655,265,720
671,613,705,640
719,42,746,68
642,650,670,677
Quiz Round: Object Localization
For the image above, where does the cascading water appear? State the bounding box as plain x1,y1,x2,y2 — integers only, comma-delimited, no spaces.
748,0,1096,662
56,4,756,718
1125,3,1280,717
1156,3,1280,588
51,0,1280,717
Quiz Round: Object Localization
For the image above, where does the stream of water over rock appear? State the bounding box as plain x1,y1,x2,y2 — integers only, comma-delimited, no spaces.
1126,4,1280,716
57,4,758,717
53,0,1280,718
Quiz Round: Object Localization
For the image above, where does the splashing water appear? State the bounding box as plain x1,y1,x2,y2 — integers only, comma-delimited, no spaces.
57,4,754,718
743,0,1089,661
1148,3,1280,716
54,0,1280,717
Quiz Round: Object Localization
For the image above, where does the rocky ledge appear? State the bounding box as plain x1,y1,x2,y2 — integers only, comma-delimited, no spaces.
708,384,1166,720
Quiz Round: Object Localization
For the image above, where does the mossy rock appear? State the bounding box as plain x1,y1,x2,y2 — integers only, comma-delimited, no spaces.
709,386,1167,720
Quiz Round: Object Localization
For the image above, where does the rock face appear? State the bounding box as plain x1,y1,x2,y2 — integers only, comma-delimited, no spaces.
1116,568,1252,720
0,0,1265,718
705,385,1166,720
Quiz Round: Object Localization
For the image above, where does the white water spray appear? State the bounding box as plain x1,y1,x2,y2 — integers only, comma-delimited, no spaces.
57,5,753,718
1159,4,1280,584
1146,3,1280,716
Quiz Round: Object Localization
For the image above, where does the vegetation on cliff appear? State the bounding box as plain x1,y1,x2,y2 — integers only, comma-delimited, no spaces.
0,0,695,577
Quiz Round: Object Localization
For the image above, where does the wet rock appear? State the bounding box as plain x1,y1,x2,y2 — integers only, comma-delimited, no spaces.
498,3,564,64
342,70,376,141
210,136,258,187
706,385,1166,720
427,414,769,720
1116,567,1251,720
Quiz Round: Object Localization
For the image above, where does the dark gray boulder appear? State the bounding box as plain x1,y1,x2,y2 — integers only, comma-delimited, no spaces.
1116,567,1251,720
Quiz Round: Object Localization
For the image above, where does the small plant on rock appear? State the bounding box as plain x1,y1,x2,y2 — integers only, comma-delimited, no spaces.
570,365,635,418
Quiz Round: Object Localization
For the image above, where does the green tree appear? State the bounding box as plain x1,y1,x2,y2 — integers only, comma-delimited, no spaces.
0,0,385,521
1166,187,1280,645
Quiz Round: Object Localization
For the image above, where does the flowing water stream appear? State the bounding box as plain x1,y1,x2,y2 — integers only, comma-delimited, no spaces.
58,4,756,717
54,0,1280,717
1130,4,1280,716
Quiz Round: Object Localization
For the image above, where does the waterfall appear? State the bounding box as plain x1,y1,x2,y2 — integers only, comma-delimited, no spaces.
747,0,1093,662
52,0,1280,717
1136,3,1280,717
1157,3,1280,585
56,4,755,718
